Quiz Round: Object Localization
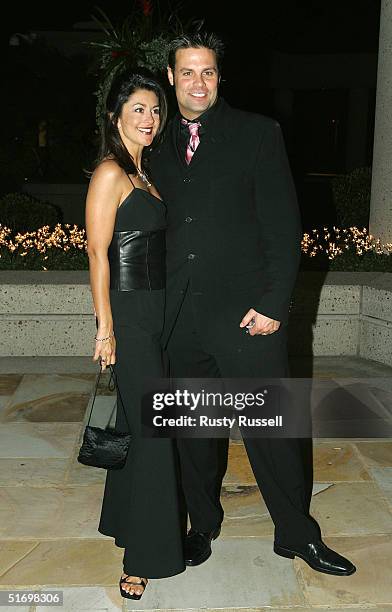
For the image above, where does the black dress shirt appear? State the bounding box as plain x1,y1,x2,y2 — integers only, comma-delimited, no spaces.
177,100,220,159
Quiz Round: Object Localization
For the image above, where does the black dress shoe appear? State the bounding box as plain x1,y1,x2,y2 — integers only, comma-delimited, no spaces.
185,526,221,567
274,540,356,576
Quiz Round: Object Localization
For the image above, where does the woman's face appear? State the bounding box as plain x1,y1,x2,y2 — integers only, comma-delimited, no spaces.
117,88,160,148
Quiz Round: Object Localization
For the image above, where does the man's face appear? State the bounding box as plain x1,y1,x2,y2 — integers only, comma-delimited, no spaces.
168,47,219,120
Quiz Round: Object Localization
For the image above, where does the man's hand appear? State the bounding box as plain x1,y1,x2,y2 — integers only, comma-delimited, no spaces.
239,308,281,336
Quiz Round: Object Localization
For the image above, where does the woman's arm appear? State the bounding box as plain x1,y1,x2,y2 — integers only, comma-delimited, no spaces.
85,161,124,369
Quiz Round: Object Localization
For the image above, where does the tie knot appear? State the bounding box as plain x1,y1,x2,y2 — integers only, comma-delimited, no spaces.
188,122,200,136
181,118,200,136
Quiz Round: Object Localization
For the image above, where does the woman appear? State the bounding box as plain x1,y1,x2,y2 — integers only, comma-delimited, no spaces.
85,69,185,600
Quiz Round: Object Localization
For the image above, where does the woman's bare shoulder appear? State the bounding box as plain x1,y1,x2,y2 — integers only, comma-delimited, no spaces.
92,159,124,184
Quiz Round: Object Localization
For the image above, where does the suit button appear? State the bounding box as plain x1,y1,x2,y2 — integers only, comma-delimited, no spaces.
183,177,191,183
185,216,193,223
187,253,196,260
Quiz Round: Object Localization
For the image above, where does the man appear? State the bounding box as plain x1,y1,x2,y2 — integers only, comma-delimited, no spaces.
150,32,355,576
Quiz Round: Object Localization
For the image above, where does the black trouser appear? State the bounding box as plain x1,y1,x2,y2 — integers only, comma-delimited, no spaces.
166,286,321,546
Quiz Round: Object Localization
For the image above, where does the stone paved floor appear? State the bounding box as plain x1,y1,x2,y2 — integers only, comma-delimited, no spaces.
0,356,391,612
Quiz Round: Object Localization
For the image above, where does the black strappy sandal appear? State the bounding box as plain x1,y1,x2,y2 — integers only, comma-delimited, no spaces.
119,574,148,600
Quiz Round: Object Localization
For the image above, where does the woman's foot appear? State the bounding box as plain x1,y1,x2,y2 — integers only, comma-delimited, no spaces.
119,573,148,599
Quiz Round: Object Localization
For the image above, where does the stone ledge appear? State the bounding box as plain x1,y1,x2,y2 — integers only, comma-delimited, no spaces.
0,271,89,285
0,271,391,363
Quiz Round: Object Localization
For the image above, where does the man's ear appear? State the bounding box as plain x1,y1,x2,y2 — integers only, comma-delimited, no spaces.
167,66,174,86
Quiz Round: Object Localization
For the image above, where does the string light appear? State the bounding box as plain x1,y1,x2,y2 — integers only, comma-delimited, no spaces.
0,224,391,269
0,223,87,268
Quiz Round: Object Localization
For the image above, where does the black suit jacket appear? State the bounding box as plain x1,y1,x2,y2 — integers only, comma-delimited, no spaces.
149,98,302,351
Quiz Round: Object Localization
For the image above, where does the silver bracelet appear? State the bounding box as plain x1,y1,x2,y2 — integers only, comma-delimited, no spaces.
94,331,114,342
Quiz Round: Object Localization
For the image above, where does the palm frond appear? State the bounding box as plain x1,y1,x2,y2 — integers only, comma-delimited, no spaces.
85,0,197,130
91,5,124,40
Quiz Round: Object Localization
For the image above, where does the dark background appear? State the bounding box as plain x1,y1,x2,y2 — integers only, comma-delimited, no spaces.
0,0,381,229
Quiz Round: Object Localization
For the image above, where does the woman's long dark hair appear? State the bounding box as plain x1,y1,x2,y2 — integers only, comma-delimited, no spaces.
95,69,168,175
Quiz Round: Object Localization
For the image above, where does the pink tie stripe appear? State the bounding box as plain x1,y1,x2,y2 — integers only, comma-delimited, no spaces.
182,119,201,164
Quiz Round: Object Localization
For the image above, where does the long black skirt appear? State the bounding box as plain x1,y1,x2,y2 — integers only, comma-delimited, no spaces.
98,289,186,578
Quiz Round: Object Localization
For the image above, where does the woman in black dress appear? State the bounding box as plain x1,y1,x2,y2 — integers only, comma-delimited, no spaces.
85,70,185,600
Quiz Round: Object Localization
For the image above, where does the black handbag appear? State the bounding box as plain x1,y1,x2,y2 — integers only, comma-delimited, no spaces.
77,364,132,470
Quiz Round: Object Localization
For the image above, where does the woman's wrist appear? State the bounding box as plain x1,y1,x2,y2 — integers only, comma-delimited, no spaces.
95,317,113,330
95,330,115,341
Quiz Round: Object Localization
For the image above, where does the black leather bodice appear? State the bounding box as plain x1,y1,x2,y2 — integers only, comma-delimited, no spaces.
108,188,166,291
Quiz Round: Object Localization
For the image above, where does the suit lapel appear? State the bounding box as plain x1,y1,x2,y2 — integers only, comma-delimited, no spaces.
169,100,231,173
170,117,188,170
188,131,228,171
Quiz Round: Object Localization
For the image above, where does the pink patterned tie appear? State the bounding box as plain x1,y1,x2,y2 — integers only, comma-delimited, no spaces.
182,120,201,164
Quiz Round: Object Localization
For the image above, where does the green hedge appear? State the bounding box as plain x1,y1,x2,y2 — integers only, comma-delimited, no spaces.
300,249,392,272
0,192,63,232
331,167,371,228
0,249,88,270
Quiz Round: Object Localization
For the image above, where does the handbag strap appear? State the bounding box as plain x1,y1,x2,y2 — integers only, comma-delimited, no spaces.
85,364,132,433
108,364,132,432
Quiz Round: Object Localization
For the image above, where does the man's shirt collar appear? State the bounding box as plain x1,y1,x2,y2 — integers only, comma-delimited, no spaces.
179,98,221,135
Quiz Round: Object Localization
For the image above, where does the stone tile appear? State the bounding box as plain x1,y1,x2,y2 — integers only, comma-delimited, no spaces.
0,374,23,395
315,437,392,444
0,423,81,458
221,485,268,519
0,396,11,413
292,355,392,379
223,442,256,485
128,609,310,612
289,317,359,357
220,484,332,538
294,282,361,316
0,279,93,314
1,374,93,422
313,442,370,482
210,609,386,612
199,609,305,612
221,514,274,537
298,535,392,606
360,318,392,368
97,371,117,396
0,318,96,357
0,542,39,577
0,605,30,612
356,442,392,467
61,374,96,382
310,378,392,439
310,482,392,536
221,485,273,537
362,285,392,324
0,459,68,486
125,538,305,610
0,485,105,539
35,586,122,611
86,396,117,429
313,483,334,496
0,356,97,375
0,540,123,587
66,459,107,486
371,467,392,504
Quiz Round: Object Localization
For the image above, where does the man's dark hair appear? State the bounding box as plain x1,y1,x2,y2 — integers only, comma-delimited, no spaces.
168,32,225,72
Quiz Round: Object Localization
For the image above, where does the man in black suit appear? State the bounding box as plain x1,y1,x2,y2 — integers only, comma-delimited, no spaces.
150,32,355,576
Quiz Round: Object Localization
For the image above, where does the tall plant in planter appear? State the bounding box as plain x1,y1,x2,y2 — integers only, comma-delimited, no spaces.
87,1,196,132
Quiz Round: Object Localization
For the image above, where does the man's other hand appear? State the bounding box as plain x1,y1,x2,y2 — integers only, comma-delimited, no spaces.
240,308,281,336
